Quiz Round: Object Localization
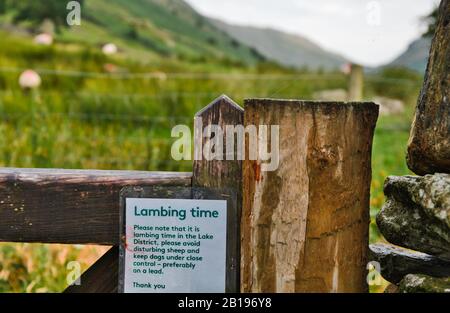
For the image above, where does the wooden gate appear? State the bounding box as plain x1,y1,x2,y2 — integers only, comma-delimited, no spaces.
0,95,378,292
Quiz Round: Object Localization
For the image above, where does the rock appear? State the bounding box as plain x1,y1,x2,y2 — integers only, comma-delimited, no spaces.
376,175,450,260
34,33,53,46
369,243,450,284
18,70,41,89
38,18,55,36
372,96,404,116
399,274,450,293
102,43,118,55
406,0,450,175
312,89,347,102
312,92,404,116
412,173,450,228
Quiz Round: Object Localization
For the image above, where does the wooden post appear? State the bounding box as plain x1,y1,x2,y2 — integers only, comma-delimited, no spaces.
192,95,244,292
347,64,364,101
407,0,450,175
241,99,379,292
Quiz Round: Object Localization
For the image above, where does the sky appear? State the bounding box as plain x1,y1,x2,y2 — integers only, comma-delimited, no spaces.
184,0,440,66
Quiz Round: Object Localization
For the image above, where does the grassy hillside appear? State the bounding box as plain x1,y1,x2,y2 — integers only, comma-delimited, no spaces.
0,30,351,171
59,0,264,66
210,18,348,70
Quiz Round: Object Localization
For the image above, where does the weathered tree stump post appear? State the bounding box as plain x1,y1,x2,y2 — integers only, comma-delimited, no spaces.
407,0,450,175
241,99,378,292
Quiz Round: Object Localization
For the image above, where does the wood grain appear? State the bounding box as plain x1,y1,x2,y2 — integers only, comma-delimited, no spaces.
242,99,379,292
193,95,244,292
0,168,191,244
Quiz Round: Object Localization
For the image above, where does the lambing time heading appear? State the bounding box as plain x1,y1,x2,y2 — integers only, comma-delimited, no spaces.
133,206,220,220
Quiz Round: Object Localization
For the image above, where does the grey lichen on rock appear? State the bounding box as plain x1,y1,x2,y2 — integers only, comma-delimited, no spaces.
369,243,450,284
410,173,450,228
376,174,450,260
399,274,450,293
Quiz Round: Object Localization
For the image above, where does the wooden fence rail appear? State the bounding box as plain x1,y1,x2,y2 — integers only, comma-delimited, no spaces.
0,168,191,244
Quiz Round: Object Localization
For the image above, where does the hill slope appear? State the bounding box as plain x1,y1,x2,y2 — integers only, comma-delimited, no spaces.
386,37,431,73
60,0,264,66
209,18,348,70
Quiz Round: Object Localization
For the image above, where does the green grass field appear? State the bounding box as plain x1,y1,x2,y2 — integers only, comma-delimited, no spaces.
0,31,421,292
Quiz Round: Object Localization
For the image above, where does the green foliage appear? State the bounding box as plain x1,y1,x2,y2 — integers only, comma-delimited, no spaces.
422,6,439,38
74,0,263,66
0,243,107,293
367,67,422,103
0,0,84,29
0,0,264,66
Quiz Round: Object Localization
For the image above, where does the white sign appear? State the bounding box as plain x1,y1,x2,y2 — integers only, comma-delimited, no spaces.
123,198,227,293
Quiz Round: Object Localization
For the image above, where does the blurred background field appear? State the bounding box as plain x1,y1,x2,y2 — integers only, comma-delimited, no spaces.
0,0,434,292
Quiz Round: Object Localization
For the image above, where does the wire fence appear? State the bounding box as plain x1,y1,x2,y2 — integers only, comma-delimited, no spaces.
0,66,416,170
0,66,422,84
